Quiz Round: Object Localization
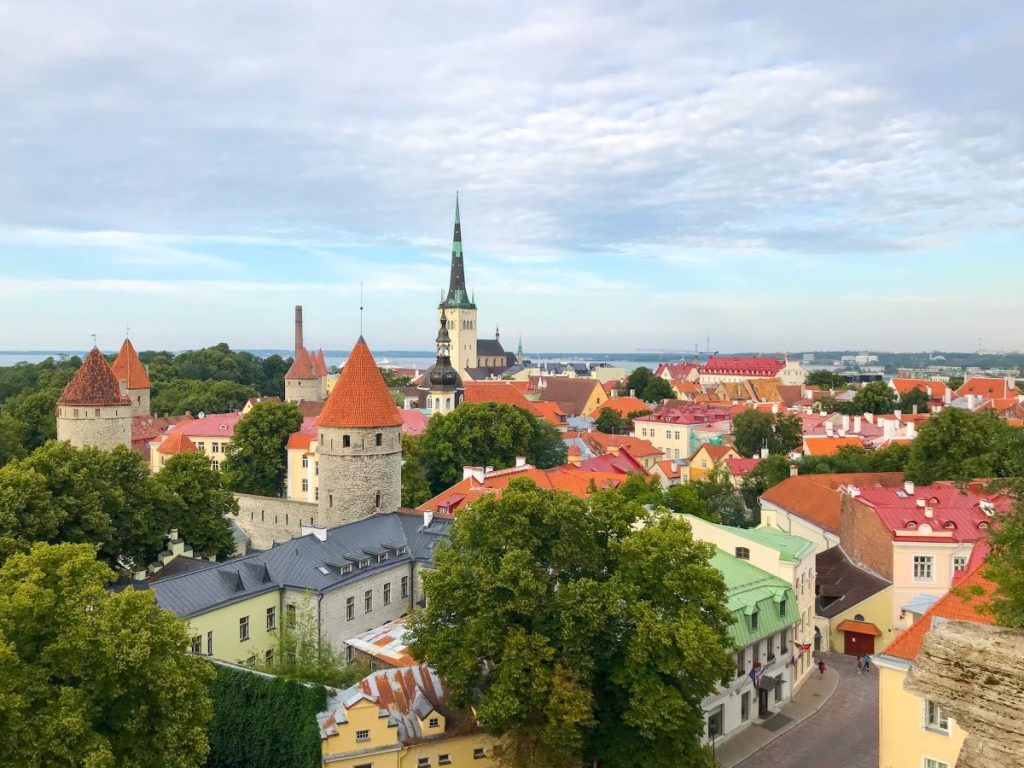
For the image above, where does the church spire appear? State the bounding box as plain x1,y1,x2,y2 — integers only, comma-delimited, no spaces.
441,192,475,309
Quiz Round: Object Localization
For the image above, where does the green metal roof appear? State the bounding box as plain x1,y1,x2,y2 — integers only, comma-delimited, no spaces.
711,548,799,648
711,521,815,563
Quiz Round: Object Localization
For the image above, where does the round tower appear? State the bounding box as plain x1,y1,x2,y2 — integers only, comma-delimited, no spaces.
110,336,151,416
316,336,403,525
285,306,322,403
56,347,132,450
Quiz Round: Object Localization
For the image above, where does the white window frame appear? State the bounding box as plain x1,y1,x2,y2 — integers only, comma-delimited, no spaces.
924,699,950,734
953,555,968,572
913,555,934,582
923,758,949,768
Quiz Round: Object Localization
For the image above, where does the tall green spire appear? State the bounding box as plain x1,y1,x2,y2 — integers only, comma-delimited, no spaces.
441,191,475,309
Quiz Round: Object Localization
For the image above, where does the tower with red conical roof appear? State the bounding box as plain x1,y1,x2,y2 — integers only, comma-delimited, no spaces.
285,305,327,403
56,347,132,450
110,337,151,416
316,336,403,524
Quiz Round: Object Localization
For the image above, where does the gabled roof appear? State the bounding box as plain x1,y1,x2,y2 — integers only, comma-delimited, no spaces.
701,356,784,376
956,377,1019,400
463,381,542,417
803,436,865,456
285,346,318,380
690,442,737,463
760,472,904,535
655,362,698,379
110,338,150,389
400,408,428,436
156,431,198,455
536,378,603,416
168,411,243,438
531,401,567,426
57,347,132,406
891,378,948,401
655,459,681,479
882,564,995,662
579,431,661,459
814,546,891,619
725,457,761,477
319,338,403,428
313,349,329,377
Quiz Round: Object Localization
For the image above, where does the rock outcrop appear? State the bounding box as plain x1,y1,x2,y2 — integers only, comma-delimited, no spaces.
905,620,1024,768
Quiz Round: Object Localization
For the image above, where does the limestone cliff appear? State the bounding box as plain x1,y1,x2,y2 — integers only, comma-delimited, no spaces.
905,621,1024,768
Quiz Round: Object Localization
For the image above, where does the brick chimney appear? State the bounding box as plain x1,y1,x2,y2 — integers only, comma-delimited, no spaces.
294,305,304,355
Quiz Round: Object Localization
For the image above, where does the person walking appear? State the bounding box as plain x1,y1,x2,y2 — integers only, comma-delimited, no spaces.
818,660,827,677
856,655,864,674
863,654,871,672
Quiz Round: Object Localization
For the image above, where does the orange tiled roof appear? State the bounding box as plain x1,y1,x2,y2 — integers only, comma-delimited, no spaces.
313,349,329,377
836,618,882,636
531,401,566,426
655,459,681,479
285,346,318,380
581,431,662,458
891,378,948,401
803,436,864,456
691,443,738,462
110,337,150,389
883,564,996,661
57,347,132,406
760,472,904,534
957,377,1019,400
156,430,198,455
595,396,650,416
464,381,542,416
318,338,403,428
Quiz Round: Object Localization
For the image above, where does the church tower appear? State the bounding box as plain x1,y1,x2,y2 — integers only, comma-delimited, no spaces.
56,347,132,450
110,337,151,416
428,311,463,414
438,194,477,375
316,336,403,525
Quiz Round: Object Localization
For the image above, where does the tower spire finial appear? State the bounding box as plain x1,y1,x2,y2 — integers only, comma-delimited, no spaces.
359,282,364,339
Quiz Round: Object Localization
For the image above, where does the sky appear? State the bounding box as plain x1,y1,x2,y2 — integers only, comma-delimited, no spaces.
1,1,1022,354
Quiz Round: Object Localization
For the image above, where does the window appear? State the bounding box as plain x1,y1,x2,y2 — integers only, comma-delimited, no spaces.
741,691,750,722
354,764,373,768
207,631,213,656
925,700,950,734
359,558,370,568
674,431,680,440
346,596,355,620
428,717,439,728
196,441,205,451
378,552,389,563
924,760,949,768
211,442,220,453
365,589,373,613
750,610,759,630
735,650,746,678
706,705,724,739
953,556,968,572
265,649,274,664
246,655,256,667
753,640,761,663
473,748,486,759
375,432,383,446
779,599,787,617
211,460,220,471
355,729,370,742
417,759,430,768
666,430,671,439
439,756,451,765
913,555,934,581
94,408,100,417
239,616,249,641
302,455,308,468
329,494,333,508
774,679,782,701
191,635,202,654
341,564,352,575
384,582,391,605
735,547,750,560
266,607,276,631
375,491,382,508
401,576,409,598
301,479,309,492
346,644,354,663
343,435,351,448
286,604,296,626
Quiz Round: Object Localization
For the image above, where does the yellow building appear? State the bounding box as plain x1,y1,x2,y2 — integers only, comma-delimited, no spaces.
813,546,894,655
318,665,498,767
150,411,243,473
686,443,741,483
876,566,994,768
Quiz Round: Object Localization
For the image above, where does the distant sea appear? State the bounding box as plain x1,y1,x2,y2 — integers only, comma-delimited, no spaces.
0,350,687,373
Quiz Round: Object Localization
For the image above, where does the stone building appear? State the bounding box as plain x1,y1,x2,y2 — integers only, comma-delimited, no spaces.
317,336,403,526
110,337,151,416
56,346,133,451
285,305,330,403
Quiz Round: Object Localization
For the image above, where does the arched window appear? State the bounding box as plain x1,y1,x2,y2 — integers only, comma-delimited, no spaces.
434,398,440,411
342,435,351,448
445,397,451,410
375,433,382,447
854,613,865,622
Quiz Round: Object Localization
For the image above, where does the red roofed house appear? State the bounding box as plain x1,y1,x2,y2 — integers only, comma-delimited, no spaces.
839,479,1009,629
889,378,950,409
110,336,151,416
154,411,243,472
876,564,996,768
724,457,761,487
802,436,866,457
687,443,741,483
56,346,133,451
652,459,682,487
152,431,198,470
590,395,650,418
632,402,732,463
956,376,1019,401
655,362,700,382
698,355,806,386
577,431,663,470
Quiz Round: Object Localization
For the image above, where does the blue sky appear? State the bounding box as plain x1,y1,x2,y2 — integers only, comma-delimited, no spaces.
1,1,1022,353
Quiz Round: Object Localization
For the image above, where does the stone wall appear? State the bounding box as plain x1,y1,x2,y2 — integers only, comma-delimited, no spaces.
317,425,401,526
317,562,418,653
127,386,150,417
285,378,320,404
905,620,1024,768
840,494,893,580
234,494,319,550
56,404,132,451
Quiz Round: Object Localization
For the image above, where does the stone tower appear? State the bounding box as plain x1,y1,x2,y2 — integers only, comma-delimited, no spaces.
110,337,151,416
428,311,463,414
285,305,321,403
438,193,477,375
56,347,132,450
316,336,403,525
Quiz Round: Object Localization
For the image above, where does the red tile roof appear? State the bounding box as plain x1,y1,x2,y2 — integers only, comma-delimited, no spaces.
700,355,784,376
313,349,329,377
691,443,738,463
725,457,761,477
803,436,865,456
595,396,650,416
400,409,428,436
57,347,132,406
655,459,681,479
579,431,661,458
170,411,242,438
110,338,151,389
836,618,882,636
883,564,995,661
760,472,904,534
285,416,319,450
531,401,567,426
319,337,403,428
891,378,948,401
285,346,318,380
464,381,541,415
956,377,1019,399
156,431,198,455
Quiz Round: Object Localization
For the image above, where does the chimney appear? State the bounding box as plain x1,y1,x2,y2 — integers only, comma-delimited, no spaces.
864,413,874,424
462,466,485,483
423,509,434,528
853,415,861,433
916,498,926,508
789,463,798,477
760,446,769,459
515,456,527,467
924,506,934,519
841,414,850,432
894,409,902,420
904,480,915,495
824,421,834,436
294,305,304,355
300,524,328,542
907,421,916,438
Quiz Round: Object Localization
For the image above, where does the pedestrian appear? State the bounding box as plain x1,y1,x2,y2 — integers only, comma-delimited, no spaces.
856,655,864,674
863,654,871,672
818,660,826,677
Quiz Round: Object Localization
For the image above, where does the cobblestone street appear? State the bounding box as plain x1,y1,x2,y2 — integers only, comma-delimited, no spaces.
733,654,878,768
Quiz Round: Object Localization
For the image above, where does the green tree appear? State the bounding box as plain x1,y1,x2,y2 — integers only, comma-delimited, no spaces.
905,408,1014,485
694,464,752,526
664,482,709,518
3,388,63,450
418,402,567,493
946,376,964,392
222,401,303,496
594,407,632,435
0,542,213,768
0,461,60,562
150,379,259,416
614,473,666,506
731,410,803,458
897,387,931,414
400,434,433,508
407,479,734,768
0,412,26,467
850,381,898,415
153,453,238,560
641,376,676,402
985,483,1024,627
804,370,846,389
624,366,654,399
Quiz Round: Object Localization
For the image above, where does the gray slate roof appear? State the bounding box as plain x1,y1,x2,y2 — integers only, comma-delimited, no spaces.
151,512,451,618
476,339,506,357
815,546,891,619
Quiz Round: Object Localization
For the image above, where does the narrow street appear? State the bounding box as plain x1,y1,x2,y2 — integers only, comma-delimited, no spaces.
734,653,878,768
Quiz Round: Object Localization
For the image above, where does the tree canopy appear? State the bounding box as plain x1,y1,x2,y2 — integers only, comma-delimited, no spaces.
222,401,303,497
904,408,1024,485
0,542,213,768
407,479,734,768
624,367,676,402
594,407,633,435
411,402,567,494
985,482,1024,627
731,410,802,458
804,370,846,389
153,452,238,560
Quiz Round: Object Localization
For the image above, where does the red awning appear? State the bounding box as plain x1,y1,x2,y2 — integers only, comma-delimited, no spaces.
836,619,882,637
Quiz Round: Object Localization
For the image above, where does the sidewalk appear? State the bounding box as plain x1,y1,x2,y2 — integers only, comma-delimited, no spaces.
713,657,841,768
